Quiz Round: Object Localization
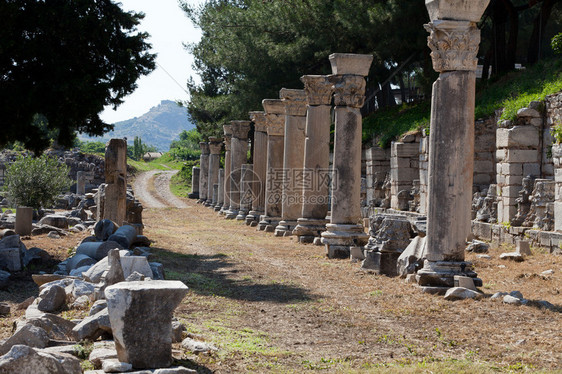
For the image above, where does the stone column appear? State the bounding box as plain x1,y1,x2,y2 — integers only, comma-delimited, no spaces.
15,206,33,236
293,76,334,243
219,125,232,215
416,1,489,290
225,121,251,219
104,138,127,225
198,142,210,204
76,171,86,195
236,164,253,220
188,167,200,199
320,54,372,258
215,168,224,211
207,137,222,207
246,112,268,226
275,89,307,237
258,99,286,231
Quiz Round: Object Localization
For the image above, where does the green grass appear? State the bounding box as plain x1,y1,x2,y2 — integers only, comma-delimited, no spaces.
170,171,191,198
364,57,562,148
127,152,184,172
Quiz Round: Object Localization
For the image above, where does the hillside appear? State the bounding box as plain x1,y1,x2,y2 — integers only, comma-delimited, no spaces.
79,100,195,151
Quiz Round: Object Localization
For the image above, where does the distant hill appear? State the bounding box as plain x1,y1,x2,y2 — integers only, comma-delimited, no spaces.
79,100,195,151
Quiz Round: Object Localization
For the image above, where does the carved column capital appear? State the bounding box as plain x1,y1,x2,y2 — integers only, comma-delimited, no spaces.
208,137,222,154
199,142,210,154
424,20,480,73
262,99,286,136
249,111,267,133
301,75,334,106
280,88,307,117
230,120,251,140
223,124,232,137
224,137,232,151
330,75,367,108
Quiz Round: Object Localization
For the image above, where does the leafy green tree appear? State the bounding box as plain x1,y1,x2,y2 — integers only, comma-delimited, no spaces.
3,155,71,210
169,129,202,161
552,32,562,54
0,0,156,154
75,140,107,154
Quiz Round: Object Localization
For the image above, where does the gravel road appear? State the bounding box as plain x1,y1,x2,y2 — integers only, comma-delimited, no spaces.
132,170,188,208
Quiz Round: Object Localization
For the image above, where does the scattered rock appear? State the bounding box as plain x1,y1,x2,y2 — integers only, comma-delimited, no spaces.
490,291,508,300
71,295,91,310
37,285,66,312
69,265,92,277
0,345,81,374
72,308,111,341
47,231,61,239
94,219,119,241
149,262,164,280
23,247,51,267
32,274,71,287
76,241,123,261
172,321,186,343
181,337,218,354
101,359,133,373
66,254,97,272
503,295,523,305
25,313,77,341
39,215,69,229
537,300,555,310
476,254,492,260
16,296,35,310
499,252,524,262
125,271,146,282
509,290,524,299
132,235,151,247
466,240,489,253
541,269,554,276
107,225,137,249
119,256,153,279
0,324,50,355
444,287,483,301
89,300,108,317
66,279,96,301
105,249,125,286
89,341,118,369
516,240,532,256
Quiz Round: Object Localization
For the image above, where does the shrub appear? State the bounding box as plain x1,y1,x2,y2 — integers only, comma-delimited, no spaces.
552,33,562,55
3,154,71,209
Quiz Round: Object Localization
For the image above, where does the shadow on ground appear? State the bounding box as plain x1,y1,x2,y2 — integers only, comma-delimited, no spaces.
152,247,317,304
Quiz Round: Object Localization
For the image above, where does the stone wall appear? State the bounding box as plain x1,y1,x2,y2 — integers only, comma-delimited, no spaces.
474,118,497,188
390,138,420,210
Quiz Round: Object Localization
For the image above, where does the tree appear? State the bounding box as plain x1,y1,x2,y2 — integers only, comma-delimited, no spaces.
3,155,71,210
0,0,156,154
553,32,562,53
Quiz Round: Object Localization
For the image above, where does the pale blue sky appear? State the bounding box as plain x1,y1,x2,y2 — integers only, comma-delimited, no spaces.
100,0,203,124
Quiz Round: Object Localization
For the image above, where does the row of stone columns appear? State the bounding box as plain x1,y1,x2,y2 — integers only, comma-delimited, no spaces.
190,0,487,292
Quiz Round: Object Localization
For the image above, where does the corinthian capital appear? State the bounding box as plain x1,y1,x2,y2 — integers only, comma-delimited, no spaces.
262,99,286,136
199,142,210,154
230,120,251,140
223,124,233,137
301,75,333,106
330,75,367,108
249,111,267,133
208,137,222,154
224,137,231,151
280,88,307,117
425,20,480,73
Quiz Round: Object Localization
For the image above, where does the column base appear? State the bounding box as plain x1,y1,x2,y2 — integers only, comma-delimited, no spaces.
321,224,369,259
258,216,281,231
416,260,482,289
218,205,229,215
225,209,239,220
274,220,298,237
245,211,262,226
188,193,199,199
293,218,328,242
197,198,206,204
361,251,401,276
204,201,213,207
236,210,249,221
214,204,222,212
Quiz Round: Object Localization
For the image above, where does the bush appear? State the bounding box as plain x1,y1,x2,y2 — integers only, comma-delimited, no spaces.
3,155,71,209
552,33,562,55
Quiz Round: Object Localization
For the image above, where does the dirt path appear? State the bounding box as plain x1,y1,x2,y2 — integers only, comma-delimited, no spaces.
132,170,188,208
142,201,562,373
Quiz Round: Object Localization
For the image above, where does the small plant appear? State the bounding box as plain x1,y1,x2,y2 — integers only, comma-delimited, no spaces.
3,154,71,210
552,123,562,144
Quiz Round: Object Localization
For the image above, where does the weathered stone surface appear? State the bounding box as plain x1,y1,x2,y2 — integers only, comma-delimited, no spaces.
102,360,133,373
0,324,50,355
0,345,81,374
516,240,532,256
76,241,123,261
0,270,9,290
499,252,524,261
444,287,483,301
38,215,69,229
66,253,97,272
83,250,131,284
171,321,186,343
181,337,217,354
89,341,118,369
15,206,33,236
25,313,77,341
120,256,153,279
66,279,96,301
107,225,137,249
125,271,146,281
466,240,489,253
93,219,118,241
503,294,523,305
89,300,108,317
104,281,188,369
397,236,426,278
37,285,66,312
71,295,90,309
106,249,125,286
23,247,51,267
149,262,164,280
0,303,9,316
453,275,476,290
47,231,61,239
72,308,111,341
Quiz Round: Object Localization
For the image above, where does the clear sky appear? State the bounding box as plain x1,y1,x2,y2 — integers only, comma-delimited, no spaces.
100,0,203,124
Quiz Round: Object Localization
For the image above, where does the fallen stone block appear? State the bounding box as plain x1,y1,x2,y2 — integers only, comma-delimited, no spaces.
25,313,77,341
72,308,111,341
105,249,125,286
516,240,532,256
102,359,133,373
32,274,71,287
499,252,524,262
39,215,69,229
149,262,164,280
69,265,92,277
181,337,217,354
23,247,51,267
93,219,119,241
88,300,108,317
172,321,186,343
105,280,188,369
88,341,118,369
397,236,426,278
120,256,153,279
66,279,96,302
466,240,489,253
0,247,21,272
76,241,123,261
107,225,137,249
66,254,97,273
37,285,66,312
503,295,523,305
0,324,50,355
0,303,9,316
0,344,82,374
444,287,483,301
